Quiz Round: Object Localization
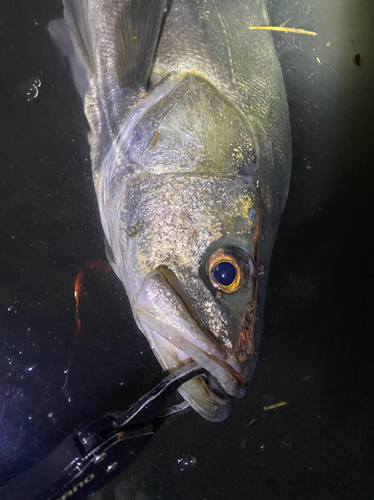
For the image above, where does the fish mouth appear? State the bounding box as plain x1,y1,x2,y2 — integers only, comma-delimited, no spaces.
133,266,246,422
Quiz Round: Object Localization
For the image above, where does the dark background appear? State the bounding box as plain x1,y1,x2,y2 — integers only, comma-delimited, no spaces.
0,0,373,499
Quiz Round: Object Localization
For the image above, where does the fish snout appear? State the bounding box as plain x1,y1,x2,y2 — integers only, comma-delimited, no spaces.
133,266,247,421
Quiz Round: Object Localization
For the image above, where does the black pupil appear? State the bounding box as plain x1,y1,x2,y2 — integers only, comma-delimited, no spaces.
213,261,236,287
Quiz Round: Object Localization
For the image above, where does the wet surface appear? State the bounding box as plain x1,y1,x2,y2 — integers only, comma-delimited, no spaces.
1,0,374,499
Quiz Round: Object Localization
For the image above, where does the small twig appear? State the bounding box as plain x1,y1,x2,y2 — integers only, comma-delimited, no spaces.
123,220,140,238
280,18,292,27
246,418,256,427
152,131,160,147
249,26,317,36
263,401,288,412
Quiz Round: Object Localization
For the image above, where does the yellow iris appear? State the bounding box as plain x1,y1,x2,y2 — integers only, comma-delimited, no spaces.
207,249,244,293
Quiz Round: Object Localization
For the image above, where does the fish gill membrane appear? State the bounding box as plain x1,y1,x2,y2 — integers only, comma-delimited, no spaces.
49,0,292,422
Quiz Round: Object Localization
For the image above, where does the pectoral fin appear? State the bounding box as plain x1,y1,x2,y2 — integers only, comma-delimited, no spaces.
48,15,90,101
113,0,168,88
50,0,169,96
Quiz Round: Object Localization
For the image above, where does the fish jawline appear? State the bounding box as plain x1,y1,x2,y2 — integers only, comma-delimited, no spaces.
144,328,232,422
133,267,246,421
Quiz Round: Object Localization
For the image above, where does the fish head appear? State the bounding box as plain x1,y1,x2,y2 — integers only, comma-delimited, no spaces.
102,74,268,421
121,172,260,422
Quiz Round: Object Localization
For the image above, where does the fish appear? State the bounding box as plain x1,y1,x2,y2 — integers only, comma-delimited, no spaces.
49,0,292,422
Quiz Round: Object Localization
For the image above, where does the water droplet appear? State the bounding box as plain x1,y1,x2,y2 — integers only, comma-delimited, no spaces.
258,264,265,276
26,365,35,372
7,305,14,312
94,452,107,464
175,454,197,472
260,444,265,451
63,369,69,374
47,412,53,418
26,87,38,101
25,77,41,101
106,462,118,474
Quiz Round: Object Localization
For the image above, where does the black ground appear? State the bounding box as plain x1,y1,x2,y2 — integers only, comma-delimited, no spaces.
0,1,373,499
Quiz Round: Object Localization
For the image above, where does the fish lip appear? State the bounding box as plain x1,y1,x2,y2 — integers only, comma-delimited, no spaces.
151,265,246,396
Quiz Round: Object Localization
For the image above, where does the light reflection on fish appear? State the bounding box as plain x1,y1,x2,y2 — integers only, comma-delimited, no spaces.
50,0,291,421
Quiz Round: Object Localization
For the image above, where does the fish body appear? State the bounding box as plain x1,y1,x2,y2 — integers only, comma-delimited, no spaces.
50,0,291,421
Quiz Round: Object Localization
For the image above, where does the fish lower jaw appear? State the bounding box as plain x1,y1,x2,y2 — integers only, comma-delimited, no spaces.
148,329,246,422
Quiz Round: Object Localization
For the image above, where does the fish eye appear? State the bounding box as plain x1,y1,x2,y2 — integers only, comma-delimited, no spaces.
207,249,244,293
